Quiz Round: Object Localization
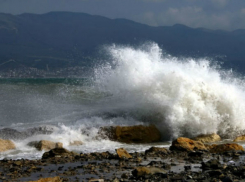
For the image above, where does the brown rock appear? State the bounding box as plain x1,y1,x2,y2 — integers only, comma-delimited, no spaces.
42,147,78,159
170,137,207,151
0,138,15,152
132,166,167,177
69,140,83,146
145,147,169,156
28,140,63,151
99,125,161,143
116,148,132,159
233,135,245,142
209,143,244,153
28,176,62,182
89,179,104,182
192,133,221,143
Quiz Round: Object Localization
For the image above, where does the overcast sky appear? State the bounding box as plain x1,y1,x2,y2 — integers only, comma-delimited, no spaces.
0,0,245,30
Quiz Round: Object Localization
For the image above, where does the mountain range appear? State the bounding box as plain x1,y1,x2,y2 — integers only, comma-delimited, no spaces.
0,11,245,73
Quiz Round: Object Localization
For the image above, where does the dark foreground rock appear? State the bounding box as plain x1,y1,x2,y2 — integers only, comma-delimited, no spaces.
99,124,161,143
1,138,245,181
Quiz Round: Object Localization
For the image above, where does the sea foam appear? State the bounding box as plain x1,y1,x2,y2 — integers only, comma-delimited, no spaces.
94,43,245,139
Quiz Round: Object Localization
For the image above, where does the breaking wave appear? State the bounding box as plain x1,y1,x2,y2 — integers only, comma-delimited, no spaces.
94,43,245,139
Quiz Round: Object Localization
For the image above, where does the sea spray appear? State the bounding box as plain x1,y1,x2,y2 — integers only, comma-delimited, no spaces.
94,43,245,139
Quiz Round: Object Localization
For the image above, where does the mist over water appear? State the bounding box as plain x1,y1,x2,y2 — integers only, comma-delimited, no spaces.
1,42,245,159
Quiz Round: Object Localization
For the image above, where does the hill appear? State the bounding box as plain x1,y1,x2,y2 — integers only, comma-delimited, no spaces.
0,11,245,75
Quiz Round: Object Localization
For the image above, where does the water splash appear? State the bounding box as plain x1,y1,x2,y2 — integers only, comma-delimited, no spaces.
94,43,245,139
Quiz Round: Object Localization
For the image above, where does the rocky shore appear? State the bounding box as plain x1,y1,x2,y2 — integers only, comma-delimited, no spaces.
1,125,245,181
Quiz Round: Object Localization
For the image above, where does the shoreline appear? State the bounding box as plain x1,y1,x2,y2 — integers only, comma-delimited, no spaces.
1,142,245,182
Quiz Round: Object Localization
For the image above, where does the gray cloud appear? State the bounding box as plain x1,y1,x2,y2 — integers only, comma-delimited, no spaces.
0,0,244,30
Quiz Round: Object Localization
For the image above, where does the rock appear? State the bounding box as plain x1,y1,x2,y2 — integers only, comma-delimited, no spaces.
145,147,169,156
209,143,244,153
116,148,132,159
99,125,161,143
233,135,245,142
192,133,221,143
28,140,63,151
0,138,16,152
201,159,223,170
170,137,207,151
69,140,83,146
42,147,77,159
89,179,104,182
28,176,62,182
132,166,167,178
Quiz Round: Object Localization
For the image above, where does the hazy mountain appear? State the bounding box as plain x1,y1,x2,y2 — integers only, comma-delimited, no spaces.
0,11,245,73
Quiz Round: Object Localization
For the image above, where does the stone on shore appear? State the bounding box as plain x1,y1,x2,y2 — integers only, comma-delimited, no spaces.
170,137,207,151
42,147,78,159
208,143,244,153
132,166,167,178
233,135,245,142
145,147,169,156
28,140,63,151
28,176,62,182
0,138,16,152
99,125,161,143
116,148,132,159
192,133,221,143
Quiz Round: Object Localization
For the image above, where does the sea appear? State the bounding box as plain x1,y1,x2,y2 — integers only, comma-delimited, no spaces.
1,43,245,160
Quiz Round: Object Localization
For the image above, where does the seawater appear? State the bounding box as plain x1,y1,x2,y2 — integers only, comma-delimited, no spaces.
1,43,245,159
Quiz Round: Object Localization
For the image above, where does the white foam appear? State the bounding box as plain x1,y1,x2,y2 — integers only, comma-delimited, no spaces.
94,43,245,139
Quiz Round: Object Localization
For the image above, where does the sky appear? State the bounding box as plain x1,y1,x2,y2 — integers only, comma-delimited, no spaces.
0,0,245,30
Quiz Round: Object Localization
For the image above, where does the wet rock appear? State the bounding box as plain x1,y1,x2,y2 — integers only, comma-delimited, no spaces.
69,140,83,146
0,138,16,152
116,148,132,159
99,125,161,143
208,143,244,153
145,147,169,156
132,166,167,178
192,133,221,143
233,135,245,142
89,179,104,182
170,137,207,151
42,147,77,159
202,159,223,170
28,176,62,182
28,140,63,151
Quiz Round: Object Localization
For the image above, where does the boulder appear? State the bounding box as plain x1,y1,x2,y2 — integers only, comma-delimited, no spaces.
233,135,245,142
28,176,62,182
208,143,244,153
201,159,223,170
170,137,207,151
28,140,63,151
145,147,169,156
132,166,167,178
116,148,132,159
99,125,161,143
0,138,16,152
42,147,78,159
192,133,221,143
69,140,83,146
